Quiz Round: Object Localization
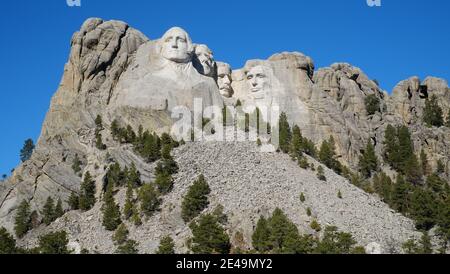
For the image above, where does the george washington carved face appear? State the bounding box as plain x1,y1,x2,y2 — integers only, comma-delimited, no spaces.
160,27,193,63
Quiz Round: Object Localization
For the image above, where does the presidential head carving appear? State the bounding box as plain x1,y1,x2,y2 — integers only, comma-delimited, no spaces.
193,44,215,77
160,27,194,63
246,65,270,100
216,62,233,98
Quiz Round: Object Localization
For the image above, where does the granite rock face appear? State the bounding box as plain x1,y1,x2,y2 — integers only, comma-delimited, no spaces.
1,18,449,253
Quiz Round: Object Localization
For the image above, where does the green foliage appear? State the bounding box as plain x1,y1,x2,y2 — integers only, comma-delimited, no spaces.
127,163,142,188
289,125,303,159
300,193,305,203
392,175,410,213
268,208,302,253
102,181,122,231
42,197,55,225
436,159,445,174
79,171,96,211
115,240,139,254
420,149,431,176
423,95,444,127
68,192,79,210
409,187,438,231
306,207,312,217
113,224,129,246
337,190,343,199
318,136,341,174
189,214,231,254
372,172,393,205
54,198,64,220
314,226,362,254
383,125,423,184
252,216,271,253
278,112,292,153
310,219,321,232
38,231,70,254
14,200,31,238
364,94,380,115
138,184,160,216
181,175,211,223
123,183,134,220
20,139,35,162
72,154,82,175
156,235,176,254
402,232,433,254
358,139,379,178
317,166,326,181
0,227,17,254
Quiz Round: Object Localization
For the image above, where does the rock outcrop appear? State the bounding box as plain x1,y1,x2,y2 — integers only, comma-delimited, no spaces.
1,18,449,253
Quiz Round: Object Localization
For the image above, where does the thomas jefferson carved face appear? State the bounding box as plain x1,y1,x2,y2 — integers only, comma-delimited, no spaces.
161,27,193,63
217,62,233,98
194,44,214,76
246,65,269,100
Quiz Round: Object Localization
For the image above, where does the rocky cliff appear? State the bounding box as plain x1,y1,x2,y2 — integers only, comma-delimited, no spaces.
1,18,449,253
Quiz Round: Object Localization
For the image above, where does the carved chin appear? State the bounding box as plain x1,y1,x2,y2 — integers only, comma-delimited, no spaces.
163,52,190,63
220,89,231,97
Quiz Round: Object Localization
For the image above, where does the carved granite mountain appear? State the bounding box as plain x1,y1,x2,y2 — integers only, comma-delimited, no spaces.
0,18,449,253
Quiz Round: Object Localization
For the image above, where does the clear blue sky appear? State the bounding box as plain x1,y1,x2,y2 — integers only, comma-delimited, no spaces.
0,0,449,176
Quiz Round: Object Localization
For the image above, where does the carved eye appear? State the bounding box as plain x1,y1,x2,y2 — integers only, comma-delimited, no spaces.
165,37,173,42
247,75,253,80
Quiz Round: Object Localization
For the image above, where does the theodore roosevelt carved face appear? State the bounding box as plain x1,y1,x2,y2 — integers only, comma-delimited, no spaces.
217,62,233,98
160,27,193,63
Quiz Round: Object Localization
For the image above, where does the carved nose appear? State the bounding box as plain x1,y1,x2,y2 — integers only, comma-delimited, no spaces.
252,82,258,87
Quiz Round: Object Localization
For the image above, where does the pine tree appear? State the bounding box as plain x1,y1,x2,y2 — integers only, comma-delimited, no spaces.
397,125,414,172
42,197,55,225
95,133,106,150
20,139,35,162
79,172,96,211
181,175,211,222
383,124,399,168
404,154,423,185
115,240,139,254
72,154,82,175
410,188,437,230
14,200,31,238
268,208,301,253
0,227,17,254
156,235,176,254
436,159,445,174
364,94,380,115
155,167,174,195
127,163,142,188
95,115,103,133
189,214,230,254
300,193,306,203
68,192,79,210
423,95,444,127
314,226,360,254
54,198,64,219
317,166,326,181
252,216,271,253
420,149,430,176
319,136,341,174
278,112,292,153
102,182,122,231
372,172,393,205
358,139,379,178
123,183,134,220
38,231,70,254
113,224,129,246
111,119,120,140
392,175,409,213
289,125,303,160
138,184,160,216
